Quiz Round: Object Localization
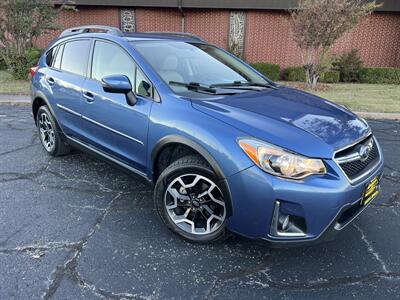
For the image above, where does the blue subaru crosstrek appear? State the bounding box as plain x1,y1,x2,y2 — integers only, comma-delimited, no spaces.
30,25,384,245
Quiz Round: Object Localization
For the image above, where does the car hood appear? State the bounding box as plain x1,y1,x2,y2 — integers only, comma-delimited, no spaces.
191,87,370,159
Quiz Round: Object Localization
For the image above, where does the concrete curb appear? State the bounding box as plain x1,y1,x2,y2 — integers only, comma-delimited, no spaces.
0,94,399,120
354,111,400,121
0,94,30,106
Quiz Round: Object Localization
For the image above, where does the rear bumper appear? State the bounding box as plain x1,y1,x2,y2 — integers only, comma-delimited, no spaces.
225,154,384,247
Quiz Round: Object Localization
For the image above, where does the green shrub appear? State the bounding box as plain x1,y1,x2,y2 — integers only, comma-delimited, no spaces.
320,70,340,83
283,66,306,82
0,56,7,70
26,47,43,68
3,47,43,80
359,67,400,84
250,62,280,81
333,49,363,82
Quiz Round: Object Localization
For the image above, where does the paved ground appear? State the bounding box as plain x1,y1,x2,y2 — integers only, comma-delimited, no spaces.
0,105,399,300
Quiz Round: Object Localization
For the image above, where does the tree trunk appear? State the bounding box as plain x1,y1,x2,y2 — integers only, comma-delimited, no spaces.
305,65,319,90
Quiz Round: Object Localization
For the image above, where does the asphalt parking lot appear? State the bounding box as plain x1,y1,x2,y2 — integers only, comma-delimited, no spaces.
0,105,399,300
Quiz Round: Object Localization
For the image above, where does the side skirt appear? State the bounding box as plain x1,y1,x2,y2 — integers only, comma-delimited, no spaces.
65,135,154,188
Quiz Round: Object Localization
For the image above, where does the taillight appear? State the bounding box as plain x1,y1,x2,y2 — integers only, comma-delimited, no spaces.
29,66,38,78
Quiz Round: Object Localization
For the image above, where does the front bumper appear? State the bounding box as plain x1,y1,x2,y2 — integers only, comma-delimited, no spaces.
225,154,384,246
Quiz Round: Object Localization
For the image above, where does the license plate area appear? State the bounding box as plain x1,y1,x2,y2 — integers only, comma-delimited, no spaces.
361,176,380,206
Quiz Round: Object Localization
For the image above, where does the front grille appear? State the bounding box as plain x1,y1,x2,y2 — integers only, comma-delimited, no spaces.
335,136,380,181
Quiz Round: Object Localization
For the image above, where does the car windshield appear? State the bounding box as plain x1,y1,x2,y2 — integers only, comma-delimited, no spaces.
130,40,271,94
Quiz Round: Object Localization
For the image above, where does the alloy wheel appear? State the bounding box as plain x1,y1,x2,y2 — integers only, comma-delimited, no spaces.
164,174,226,235
38,112,55,152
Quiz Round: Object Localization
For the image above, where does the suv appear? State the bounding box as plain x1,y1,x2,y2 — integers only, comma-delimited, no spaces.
31,25,384,245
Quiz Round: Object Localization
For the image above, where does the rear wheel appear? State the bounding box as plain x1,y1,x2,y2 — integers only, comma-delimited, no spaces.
154,155,227,243
37,105,70,156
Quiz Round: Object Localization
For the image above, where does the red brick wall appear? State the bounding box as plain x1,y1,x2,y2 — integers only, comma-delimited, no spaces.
331,12,400,68
184,9,229,48
136,8,229,48
244,10,400,68
135,8,181,32
36,6,120,48
35,6,400,68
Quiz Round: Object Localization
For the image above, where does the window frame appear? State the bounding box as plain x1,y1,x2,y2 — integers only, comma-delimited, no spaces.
89,38,160,102
45,45,57,67
52,44,64,70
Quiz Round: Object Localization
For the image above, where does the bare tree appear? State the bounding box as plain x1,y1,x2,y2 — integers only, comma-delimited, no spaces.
290,0,378,89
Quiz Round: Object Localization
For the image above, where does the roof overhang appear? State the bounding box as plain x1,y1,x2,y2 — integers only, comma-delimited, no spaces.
62,0,400,12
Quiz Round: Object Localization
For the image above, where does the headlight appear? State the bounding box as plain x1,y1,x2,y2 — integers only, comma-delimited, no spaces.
238,138,326,179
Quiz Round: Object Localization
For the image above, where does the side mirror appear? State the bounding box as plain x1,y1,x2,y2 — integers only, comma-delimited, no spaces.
101,75,137,106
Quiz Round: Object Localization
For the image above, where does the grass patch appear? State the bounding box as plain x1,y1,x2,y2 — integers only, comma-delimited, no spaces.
0,71,30,95
280,82,400,113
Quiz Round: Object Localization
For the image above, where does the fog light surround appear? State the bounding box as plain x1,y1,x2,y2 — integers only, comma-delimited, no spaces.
270,201,307,237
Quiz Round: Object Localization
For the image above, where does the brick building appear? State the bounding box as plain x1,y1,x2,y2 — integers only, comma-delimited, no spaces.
38,0,400,68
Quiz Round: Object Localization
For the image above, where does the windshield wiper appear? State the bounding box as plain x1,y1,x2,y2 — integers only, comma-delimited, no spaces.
210,81,279,90
169,81,217,93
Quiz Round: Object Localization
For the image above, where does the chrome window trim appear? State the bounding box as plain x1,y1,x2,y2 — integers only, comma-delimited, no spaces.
56,104,144,145
332,134,382,184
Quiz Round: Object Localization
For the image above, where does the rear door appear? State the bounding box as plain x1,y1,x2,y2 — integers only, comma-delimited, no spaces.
45,39,91,138
79,40,155,174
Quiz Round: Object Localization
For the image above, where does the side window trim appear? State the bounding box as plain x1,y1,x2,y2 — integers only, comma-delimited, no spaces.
90,38,160,102
54,44,65,69
51,45,59,67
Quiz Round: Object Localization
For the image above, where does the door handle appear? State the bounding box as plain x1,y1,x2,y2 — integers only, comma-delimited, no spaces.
46,77,55,86
83,91,95,102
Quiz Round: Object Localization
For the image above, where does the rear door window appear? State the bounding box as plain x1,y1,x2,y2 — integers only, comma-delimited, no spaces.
60,40,91,76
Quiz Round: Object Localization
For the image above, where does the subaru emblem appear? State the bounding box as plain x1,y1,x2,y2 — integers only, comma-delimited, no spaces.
359,144,371,161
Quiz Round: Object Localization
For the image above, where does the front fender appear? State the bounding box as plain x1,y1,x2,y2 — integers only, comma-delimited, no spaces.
147,98,253,182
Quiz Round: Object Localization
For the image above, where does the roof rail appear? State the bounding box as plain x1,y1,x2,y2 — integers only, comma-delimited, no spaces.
60,25,124,37
143,31,204,42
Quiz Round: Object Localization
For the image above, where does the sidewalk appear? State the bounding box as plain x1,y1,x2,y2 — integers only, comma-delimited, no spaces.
0,94,30,105
0,93,399,120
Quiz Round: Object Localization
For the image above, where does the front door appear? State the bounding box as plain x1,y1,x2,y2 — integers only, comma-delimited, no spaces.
79,40,154,174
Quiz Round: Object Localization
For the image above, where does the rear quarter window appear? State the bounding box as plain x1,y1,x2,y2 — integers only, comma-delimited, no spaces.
45,46,56,66
52,44,64,69
60,39,91,76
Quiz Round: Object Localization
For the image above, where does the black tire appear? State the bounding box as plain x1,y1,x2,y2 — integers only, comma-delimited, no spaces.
36,105,70,156
154,155,227,243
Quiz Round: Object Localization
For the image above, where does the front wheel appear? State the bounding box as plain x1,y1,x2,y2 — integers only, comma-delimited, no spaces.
154,155,227,243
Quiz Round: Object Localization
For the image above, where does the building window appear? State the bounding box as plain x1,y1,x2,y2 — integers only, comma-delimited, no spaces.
120,9,135,32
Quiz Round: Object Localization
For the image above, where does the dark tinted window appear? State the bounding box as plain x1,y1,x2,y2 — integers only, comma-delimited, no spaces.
136,68,152,98
46,46,56,66
61,40,91,76
52,44,64,69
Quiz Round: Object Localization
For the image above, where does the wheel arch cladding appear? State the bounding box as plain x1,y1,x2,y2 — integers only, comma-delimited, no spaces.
151,135,233,217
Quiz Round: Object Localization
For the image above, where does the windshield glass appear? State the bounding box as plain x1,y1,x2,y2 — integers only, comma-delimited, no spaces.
130,41,270,94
